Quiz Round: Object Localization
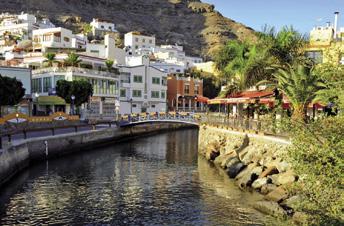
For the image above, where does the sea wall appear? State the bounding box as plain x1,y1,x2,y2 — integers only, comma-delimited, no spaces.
0,122,198,187
199,124,299,218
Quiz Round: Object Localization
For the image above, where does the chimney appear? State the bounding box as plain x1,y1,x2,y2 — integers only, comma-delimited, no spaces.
334,12,339,39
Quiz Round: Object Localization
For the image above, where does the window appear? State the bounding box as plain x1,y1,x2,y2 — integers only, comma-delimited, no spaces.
306,51,323,64
132,104,137,108
162,77,167,86
142,38,145,43
149,39,152,44
132,90,142,97
101,25,104,29
152,77,160,84
161,91,166,99
109,26,112,30
151,104,156,108
151,91,159,98
133,75,143,83
135,38,139,42
91,50,99,53
32,78,42,93
63,37,70,42
120,89,126,97
135,45,138,49
43,77,52,92
195,85,199,95
184,84,190,94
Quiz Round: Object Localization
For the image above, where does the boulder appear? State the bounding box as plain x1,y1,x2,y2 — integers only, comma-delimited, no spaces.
259,166,279,178
253,201,287,218
260,184,277,195
270,171,296,186
281,195,301,209
276,161,290,173
251,177,269,189
205,149,220,161
235,164,263,189
220,151,238,168
265,186,288,202
227,162,246,178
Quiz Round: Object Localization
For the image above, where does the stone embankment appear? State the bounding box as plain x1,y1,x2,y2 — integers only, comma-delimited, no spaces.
199,125,300,219
0,122,198,187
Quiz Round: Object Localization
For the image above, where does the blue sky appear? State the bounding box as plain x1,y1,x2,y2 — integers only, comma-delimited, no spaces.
203,0,344,35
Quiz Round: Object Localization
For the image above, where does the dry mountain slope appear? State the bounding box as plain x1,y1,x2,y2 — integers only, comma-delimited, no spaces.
1,0,256,59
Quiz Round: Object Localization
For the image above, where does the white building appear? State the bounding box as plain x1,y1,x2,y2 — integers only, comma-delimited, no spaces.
0,13,38,40
32,27,74,52
124,32,156,54
31,66,119,118
86,34,125,64
90,18,116,37
119,67,167,114
0,12,55,41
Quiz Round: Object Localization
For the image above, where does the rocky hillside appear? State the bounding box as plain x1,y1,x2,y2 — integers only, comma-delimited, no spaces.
0,0,256,59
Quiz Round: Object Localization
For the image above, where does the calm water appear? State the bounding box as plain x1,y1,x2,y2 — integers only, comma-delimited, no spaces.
0,129,270,225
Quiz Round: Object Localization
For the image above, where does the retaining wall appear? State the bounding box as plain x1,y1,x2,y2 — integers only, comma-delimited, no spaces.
0,122,198,187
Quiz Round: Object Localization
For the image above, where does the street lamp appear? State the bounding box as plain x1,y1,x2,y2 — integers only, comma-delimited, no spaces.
33,92,40,116
71,95,75,115
130,98,133,114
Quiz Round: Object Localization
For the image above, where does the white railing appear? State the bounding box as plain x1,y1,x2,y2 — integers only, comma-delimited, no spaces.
32,67,119,78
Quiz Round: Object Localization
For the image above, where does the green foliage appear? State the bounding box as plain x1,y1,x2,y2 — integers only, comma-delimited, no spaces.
64,52,82,67
286,117,344,225
314,63,344,109
215,40,274,92
44,52,57,67
0,74,25,115
274,64,326,121
56,80,93,106
105,59,114,71
82,23,92,35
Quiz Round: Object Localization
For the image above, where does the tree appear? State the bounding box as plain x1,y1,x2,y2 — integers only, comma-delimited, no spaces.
274,64,325,121
0,74,25,117
215,40,273,93
56,79,93,106
105,59,114,72
82,23,92,36
64,52,82,67
43,52,57,67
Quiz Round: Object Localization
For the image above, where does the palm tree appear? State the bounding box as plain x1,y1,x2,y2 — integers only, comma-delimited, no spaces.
64,52,82,67
217,40,273,93
274,64,325,121
105,59,114,72
43,52,57,67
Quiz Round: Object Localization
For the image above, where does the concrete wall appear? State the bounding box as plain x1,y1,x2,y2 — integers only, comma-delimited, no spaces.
0,122,198,187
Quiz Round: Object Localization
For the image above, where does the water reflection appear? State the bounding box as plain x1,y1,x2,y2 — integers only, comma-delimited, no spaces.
0,129,267,225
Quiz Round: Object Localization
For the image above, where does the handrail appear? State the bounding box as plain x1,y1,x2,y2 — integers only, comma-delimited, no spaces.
32,67,119,78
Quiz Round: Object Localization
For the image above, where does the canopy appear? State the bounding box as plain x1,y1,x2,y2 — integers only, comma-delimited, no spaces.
208,90,274,105
36,96,66,105
196,95,209,103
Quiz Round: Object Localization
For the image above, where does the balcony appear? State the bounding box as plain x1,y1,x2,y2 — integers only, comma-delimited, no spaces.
32,67,119,79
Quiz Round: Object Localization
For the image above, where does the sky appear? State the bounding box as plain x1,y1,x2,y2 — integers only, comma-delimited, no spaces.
203,0,344,34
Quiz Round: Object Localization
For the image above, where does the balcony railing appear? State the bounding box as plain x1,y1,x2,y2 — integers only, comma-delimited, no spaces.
33,67,119,78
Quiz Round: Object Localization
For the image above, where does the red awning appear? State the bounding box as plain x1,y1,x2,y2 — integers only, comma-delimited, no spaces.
196,95,209,103
208,90,274,105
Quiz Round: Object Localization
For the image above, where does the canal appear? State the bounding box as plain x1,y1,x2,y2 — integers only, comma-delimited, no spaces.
0,129,271,225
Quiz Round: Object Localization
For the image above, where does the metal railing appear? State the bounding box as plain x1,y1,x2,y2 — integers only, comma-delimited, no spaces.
32,67,119,78
200,113,289,137
118,112,201,126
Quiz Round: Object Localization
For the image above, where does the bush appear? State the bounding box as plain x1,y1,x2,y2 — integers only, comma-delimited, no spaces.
286,116,344,225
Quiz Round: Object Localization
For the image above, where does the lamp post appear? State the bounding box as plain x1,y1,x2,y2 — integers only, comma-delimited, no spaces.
71,95,75,115
33,92,39,116
130,98,133,114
